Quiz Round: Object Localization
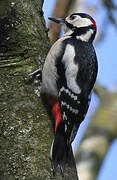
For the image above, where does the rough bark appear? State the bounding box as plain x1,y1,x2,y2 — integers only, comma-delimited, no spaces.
75,84,117,180
0,0,77,179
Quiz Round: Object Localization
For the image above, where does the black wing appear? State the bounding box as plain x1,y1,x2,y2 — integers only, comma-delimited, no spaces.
56,38,98,143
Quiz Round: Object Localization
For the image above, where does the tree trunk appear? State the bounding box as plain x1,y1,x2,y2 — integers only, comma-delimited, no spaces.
0,0,77,179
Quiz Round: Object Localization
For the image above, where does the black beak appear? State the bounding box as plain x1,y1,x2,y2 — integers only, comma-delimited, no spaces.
48,17,65,24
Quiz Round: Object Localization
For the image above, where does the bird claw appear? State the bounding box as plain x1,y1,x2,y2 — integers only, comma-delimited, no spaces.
29,68,42,83
27,56,44,97
28,55,43,84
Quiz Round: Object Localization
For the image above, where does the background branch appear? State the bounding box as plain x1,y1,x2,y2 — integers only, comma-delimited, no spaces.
75,84,117,179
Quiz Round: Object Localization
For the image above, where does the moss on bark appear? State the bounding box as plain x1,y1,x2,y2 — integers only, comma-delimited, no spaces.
0,1,78,179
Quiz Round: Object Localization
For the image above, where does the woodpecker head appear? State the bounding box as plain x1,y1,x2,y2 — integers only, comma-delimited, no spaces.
49,13,97,43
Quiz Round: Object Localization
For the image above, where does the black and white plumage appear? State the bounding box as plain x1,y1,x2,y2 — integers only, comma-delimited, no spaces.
41,13,98,174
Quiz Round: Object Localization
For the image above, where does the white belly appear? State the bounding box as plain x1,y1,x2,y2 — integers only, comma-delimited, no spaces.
41,55,58,97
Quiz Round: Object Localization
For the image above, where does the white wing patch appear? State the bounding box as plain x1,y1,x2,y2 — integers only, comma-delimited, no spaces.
59,86,78,100
62,44,81,94
61,101,79,114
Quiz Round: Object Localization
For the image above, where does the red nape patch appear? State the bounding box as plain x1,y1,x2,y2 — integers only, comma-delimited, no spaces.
91,19,97,31
52,101,62,132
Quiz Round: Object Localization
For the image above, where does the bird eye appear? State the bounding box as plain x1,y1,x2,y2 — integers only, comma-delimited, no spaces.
70,15,76,20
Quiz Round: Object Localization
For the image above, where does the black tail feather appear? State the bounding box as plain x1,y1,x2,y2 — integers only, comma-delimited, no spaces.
50,132,74,175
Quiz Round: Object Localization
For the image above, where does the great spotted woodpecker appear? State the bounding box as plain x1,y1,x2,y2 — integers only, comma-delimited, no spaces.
41,13,98,174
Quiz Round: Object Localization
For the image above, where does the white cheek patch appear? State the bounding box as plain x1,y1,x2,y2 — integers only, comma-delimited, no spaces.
62,44,81,94
76,29,94,42
74,17,92,28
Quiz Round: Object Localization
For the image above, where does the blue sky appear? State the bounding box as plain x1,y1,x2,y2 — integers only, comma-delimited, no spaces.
43,1,117,179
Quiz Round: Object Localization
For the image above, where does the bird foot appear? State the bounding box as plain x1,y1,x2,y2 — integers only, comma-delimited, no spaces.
28,55,43,83
27,56,44,97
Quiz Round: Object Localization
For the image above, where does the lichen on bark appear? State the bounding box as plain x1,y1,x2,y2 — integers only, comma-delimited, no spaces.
0,0,78,179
